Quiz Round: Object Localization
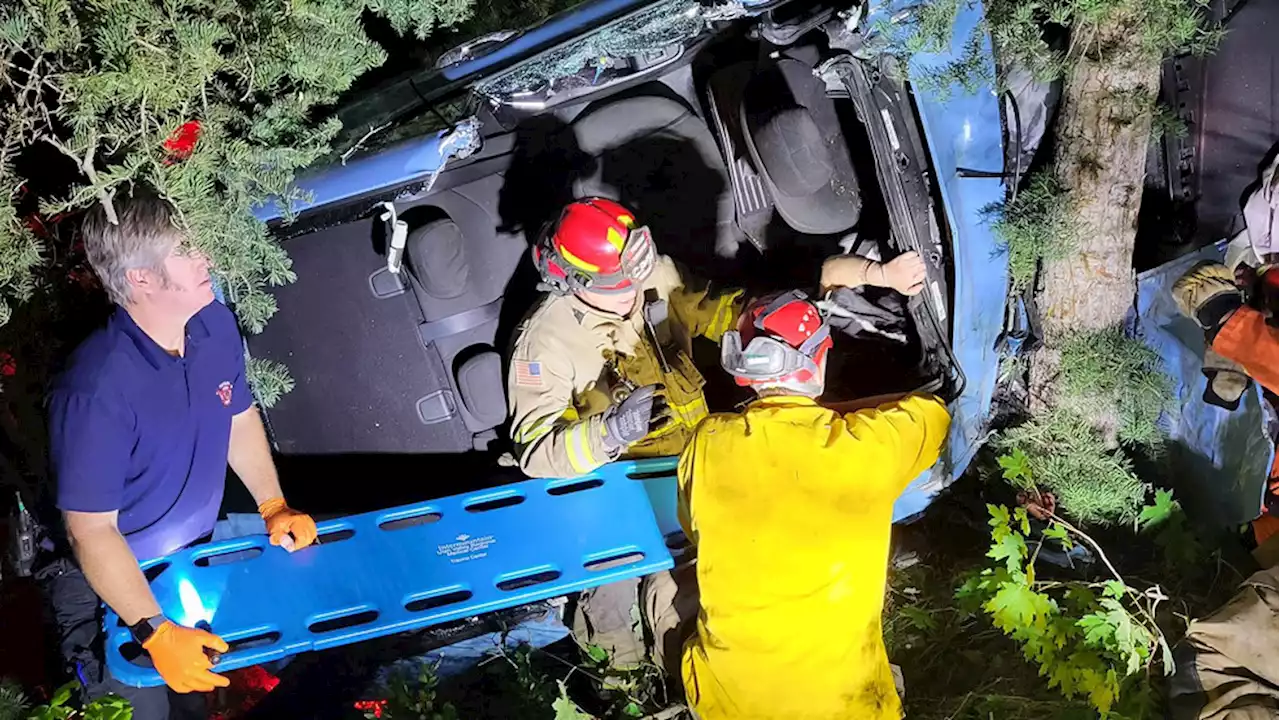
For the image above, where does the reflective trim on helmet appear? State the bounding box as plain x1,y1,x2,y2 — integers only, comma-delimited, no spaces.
560,246,601,273
570,225,657,295
606,225,627,250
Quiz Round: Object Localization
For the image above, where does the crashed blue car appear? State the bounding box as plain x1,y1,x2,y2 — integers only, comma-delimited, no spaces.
105,0,1014,685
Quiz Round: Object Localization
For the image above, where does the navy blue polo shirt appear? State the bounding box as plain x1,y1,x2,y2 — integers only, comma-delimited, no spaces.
48,301,252,560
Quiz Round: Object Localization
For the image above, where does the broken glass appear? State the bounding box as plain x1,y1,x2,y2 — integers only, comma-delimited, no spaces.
477,0,709,100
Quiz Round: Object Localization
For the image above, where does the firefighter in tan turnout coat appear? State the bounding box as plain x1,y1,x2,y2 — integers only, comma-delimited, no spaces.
507,197,929,667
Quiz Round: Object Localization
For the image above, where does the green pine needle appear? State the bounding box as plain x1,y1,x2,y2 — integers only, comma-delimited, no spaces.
1057,328,1173,449
0,0,478,405
985,172,1077,292
245,356,295,409
997,328,1172,527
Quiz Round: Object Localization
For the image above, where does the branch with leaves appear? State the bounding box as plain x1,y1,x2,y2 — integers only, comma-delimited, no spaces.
957,502,1173,716
966,448,1203,716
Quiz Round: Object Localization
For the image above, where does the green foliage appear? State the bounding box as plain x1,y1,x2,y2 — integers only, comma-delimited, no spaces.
1149,104,1189,140
367,0,473,40
390,638,672,720
377,662,459,720
999,416,1149,526
985,171,1077,292
985,0,1223,83
1135,489,1176,532
1133,490,1204,569
908,0,966,54
551,682,593,720
1056,329,1173,449
0,679,28,720
997,328,1172,526
997,447,1034,491
915,23,994,99
584,644,610,665
504,644,560,713
245,355,295,409
956,505,1171,716
870,0,995,98
573,639,670,719
0,0,474,349
898,605,939,633
0,204,42,328
18,683,131,720
874,0,1221,101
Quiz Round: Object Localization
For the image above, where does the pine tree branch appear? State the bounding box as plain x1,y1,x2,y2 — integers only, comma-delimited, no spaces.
139,91,148,139
134,36,168,55
340,122,390,165
239,56,256,101
42,130,117,225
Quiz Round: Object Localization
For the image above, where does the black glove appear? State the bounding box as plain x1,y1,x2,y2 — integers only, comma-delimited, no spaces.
601,384,672,451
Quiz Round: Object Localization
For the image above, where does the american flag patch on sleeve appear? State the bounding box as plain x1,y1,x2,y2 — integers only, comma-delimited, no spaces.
514,360,543,388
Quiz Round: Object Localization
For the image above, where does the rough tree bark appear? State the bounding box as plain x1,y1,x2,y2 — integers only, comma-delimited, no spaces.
1030,13,1164,410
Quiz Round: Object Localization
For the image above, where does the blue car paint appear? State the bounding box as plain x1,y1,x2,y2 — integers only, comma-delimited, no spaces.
252,131,451,222
870,0,1009,519
137,0,1011,680
253,0,662,222
105,461,675,687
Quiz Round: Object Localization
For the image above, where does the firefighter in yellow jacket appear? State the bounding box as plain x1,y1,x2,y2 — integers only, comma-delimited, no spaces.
508,197,928,480
675,291,950,720
508,198,929,666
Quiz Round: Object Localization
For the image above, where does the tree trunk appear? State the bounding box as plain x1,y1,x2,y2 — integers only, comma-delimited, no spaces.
1030,15,1163,406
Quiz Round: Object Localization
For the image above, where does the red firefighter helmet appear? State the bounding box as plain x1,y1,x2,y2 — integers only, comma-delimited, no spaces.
533,198,657,295
721,291,832,393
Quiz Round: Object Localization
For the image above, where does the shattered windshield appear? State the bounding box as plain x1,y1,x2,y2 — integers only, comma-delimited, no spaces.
477,0,708,100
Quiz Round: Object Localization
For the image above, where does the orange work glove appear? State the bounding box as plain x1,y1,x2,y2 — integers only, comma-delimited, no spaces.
258,497,318,552
142,621,230,694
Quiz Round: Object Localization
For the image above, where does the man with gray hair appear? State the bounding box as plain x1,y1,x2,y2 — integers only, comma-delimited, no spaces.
38,186,317,718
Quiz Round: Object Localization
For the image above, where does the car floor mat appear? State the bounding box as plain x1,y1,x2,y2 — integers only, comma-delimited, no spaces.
705,61,773,252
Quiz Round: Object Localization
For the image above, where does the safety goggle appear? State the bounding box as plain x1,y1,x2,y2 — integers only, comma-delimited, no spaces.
720,324,831,382
585,225,657,294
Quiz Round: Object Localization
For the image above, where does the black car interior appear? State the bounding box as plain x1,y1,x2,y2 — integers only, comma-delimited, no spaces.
250,9,952,503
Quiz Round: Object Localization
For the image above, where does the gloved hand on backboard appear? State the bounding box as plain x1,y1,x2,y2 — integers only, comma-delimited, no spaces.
1202,347,1252,410
143,621,229,694
259,497,318,552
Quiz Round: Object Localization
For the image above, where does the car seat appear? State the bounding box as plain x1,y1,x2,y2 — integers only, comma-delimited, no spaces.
565,93,744,267
740,58,861,236
250,174,525,456
400,175,528,450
